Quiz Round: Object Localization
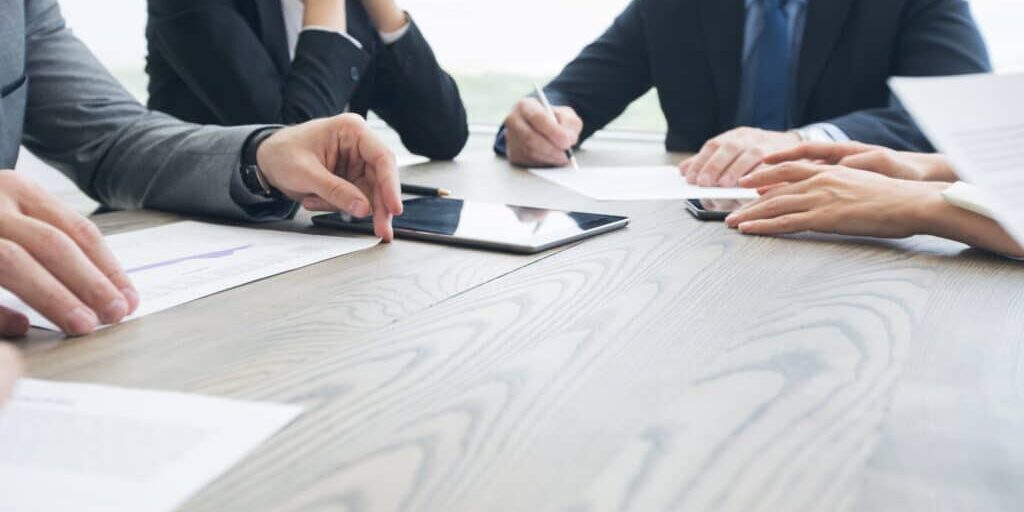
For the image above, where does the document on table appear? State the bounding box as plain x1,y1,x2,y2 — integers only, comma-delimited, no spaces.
891,73,1024,243
0,378,301,512
529,166,759,201
0,221,379,331
397,154,430,168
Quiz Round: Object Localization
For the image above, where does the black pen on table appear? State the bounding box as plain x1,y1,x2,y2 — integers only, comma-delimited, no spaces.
533,83,580,171
401,184,451,197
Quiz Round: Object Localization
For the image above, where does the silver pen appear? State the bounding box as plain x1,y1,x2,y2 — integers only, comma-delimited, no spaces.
533,83,580,171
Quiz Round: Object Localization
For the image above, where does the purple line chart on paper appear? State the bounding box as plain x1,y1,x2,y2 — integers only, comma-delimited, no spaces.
0,221,380,332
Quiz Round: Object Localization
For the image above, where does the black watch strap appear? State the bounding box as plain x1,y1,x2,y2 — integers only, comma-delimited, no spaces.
240,127,283,199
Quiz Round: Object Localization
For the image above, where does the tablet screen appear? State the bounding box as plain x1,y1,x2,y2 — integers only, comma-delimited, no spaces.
393,197,621,239
314,197,628,252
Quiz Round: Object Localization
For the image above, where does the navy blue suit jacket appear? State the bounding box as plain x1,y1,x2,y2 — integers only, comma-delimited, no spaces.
147,0,468,160
498,0,990,154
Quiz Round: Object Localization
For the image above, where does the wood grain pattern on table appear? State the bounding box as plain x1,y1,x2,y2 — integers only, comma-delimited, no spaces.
21,134,1024,512
179,206,1022,512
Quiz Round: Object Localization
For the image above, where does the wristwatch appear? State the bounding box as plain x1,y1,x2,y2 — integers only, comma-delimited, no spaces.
792,125,836,143
240,127,283,199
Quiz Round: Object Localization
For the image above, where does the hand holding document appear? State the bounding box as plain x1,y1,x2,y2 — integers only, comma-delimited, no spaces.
0,379,301,512
891,73,1024,243
530,166,759,201
0,221,380,332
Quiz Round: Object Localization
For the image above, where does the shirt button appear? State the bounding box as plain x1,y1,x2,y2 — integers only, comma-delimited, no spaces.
350,67,360,81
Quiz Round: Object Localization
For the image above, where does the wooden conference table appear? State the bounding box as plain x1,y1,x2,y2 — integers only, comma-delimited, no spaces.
22,134,1024,511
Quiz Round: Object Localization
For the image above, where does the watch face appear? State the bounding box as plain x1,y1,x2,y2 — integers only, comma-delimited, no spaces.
242,165,272,197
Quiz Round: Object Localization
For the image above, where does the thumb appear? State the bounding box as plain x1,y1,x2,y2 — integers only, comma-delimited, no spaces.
554,108,583,143
309,168,373,217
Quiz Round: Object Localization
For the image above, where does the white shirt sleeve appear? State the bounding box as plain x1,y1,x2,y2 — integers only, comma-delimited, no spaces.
941,181,997,220
301,26,364,50
379,18,412,45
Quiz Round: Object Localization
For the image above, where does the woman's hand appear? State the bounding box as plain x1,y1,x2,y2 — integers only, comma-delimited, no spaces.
360,0,407,33
725,162,947,238
303,0,347,31
764,142,957,182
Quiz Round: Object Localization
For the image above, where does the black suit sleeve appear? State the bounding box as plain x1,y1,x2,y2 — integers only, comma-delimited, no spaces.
147,0,368,126
828,0,991,151
367,19,469,161
541,0,654,144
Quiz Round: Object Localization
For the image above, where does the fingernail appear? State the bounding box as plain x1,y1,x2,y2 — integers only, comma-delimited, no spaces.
348,200,367,216
101,297,128,325
1,315,29,338
121,287,140,314
67,307,98,336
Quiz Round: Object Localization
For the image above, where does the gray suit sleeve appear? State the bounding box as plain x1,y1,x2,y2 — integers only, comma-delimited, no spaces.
20,0,296,221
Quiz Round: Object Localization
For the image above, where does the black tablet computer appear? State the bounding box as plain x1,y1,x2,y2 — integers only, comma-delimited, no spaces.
312,197,629,254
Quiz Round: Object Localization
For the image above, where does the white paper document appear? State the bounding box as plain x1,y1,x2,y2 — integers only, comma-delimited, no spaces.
397,154,430,168
0,378,301,512
891,73,1024,243
529,166,759,201
0,221,379,331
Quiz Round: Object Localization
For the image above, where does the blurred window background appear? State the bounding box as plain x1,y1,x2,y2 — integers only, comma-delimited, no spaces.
57,0,1024,134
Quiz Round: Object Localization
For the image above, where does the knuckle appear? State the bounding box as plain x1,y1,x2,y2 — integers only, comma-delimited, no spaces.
328,181,353,203
334,113,364,132
872,150,895,165
69,218,103,246
0,240,27,274
721,140,741,153
37,225,69,252
338,112,362,125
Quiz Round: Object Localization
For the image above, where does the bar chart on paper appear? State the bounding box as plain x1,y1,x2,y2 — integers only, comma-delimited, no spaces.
0,221,380,332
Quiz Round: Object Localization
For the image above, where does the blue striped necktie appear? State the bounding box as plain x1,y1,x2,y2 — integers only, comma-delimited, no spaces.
751,0,792,131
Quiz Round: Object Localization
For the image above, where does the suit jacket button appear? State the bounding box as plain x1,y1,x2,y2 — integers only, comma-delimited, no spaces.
350,67,360,81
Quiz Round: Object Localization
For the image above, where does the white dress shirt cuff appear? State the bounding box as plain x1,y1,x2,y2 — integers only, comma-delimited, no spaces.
794,123,850,143
301,26,363,50
941,181,997,220
379,15,412,45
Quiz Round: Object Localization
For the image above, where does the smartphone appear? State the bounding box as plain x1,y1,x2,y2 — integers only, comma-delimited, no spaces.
685,198,757,221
